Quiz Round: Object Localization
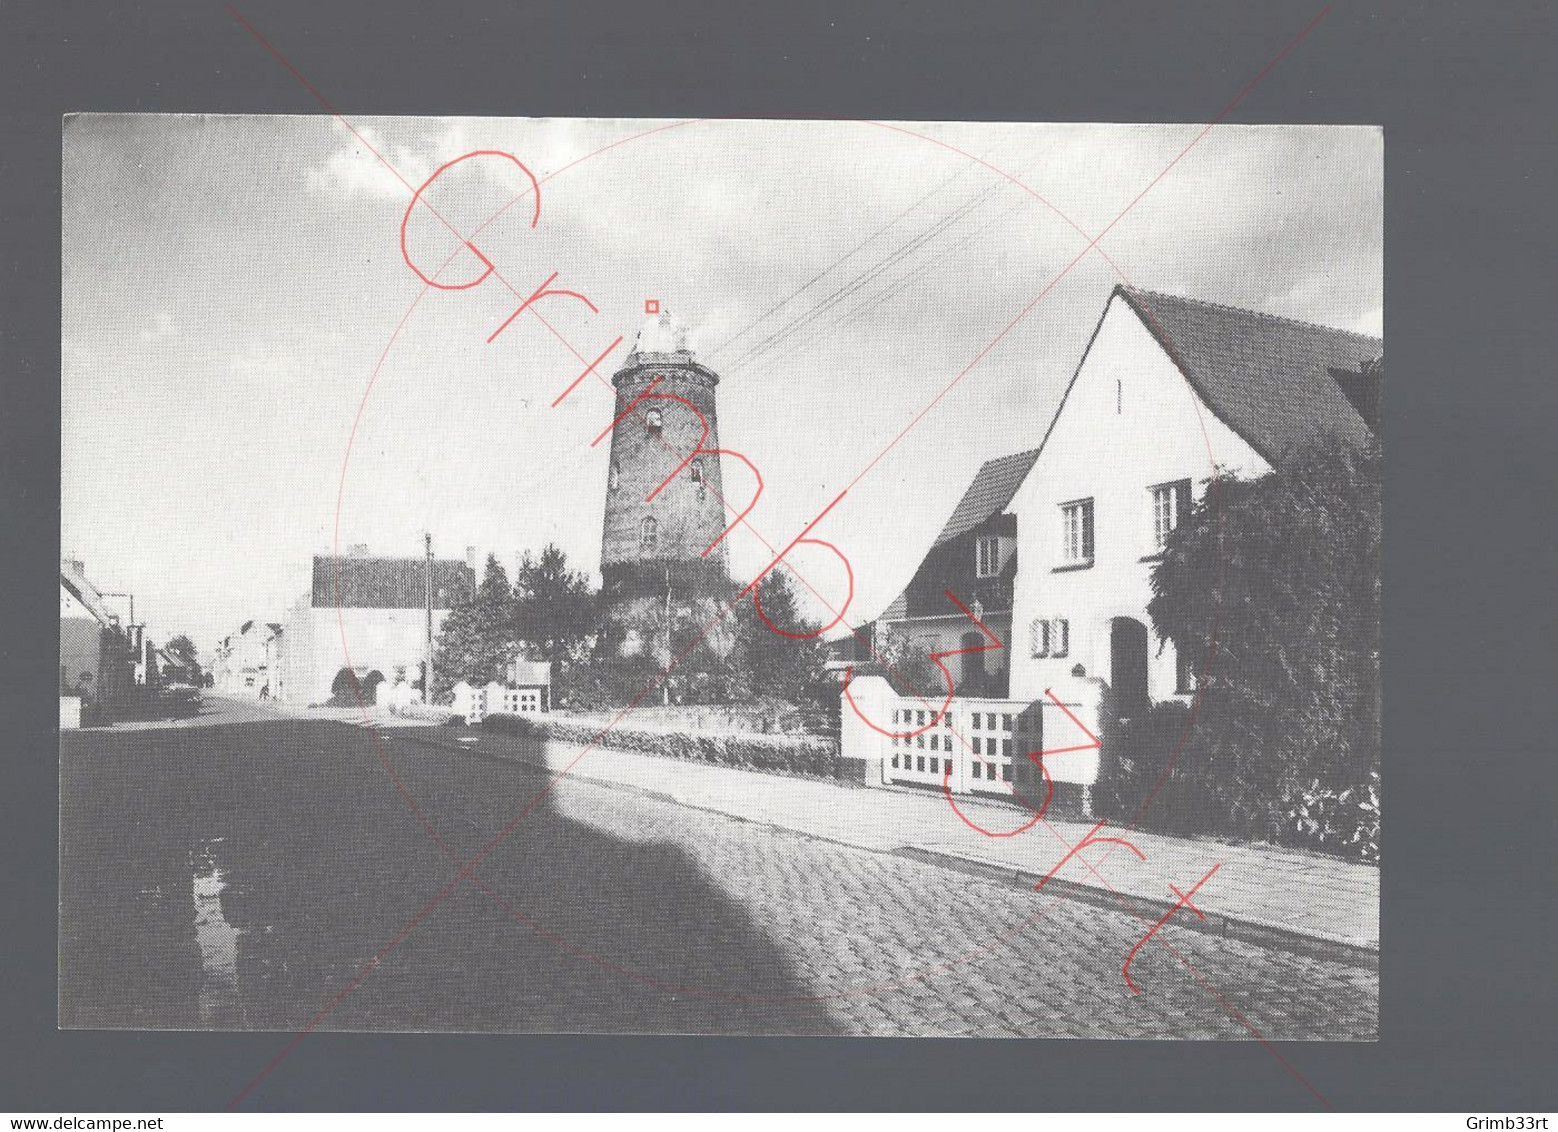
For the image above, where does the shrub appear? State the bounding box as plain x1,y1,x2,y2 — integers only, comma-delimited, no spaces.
1095,699,1381,862
1283,769,1380,863
1135,438,1382,860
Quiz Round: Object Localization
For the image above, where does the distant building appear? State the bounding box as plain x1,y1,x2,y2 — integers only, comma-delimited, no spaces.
277,549,476,706
59,558,133,723
213,619,271,696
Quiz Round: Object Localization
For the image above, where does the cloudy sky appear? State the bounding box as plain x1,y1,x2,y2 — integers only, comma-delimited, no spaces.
62,116,1381,654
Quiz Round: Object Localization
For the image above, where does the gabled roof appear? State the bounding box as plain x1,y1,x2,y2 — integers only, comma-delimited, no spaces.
1116,286,1382,467
312,555,476,610
60,559,116,627
930,448,1042,548
879,449,1037,622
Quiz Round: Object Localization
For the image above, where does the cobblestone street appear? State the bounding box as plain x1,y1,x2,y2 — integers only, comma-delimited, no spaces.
60,704,1377,1046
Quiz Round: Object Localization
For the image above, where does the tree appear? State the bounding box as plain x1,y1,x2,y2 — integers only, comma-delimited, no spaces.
514,543,598,663
1140,436,1382,842
854,622,944,703
732,570,830,706
431,554,520,701
165,634,199,666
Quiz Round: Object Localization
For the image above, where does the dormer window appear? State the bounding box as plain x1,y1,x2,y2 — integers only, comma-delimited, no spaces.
645,408,663,435
975,536,1001,578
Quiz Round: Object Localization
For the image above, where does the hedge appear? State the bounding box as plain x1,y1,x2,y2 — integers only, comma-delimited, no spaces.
483,712,847,781
1095,700,1380,862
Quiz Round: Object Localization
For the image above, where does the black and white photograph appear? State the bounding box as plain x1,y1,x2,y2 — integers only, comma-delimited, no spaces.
59,113,1383,1044
9,0,1558,1120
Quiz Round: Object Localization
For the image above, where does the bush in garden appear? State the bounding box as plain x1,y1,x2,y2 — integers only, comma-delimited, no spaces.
1128,437,1381,860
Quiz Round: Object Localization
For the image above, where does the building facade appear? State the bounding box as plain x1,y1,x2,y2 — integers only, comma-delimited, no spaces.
213,619,272,696
59,558,133,721
277,551,475,705
873,448,1041,697
1007,286,1381,708
863,285,1381,733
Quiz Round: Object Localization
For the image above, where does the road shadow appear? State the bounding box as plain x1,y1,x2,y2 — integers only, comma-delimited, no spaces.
59,719,840,1036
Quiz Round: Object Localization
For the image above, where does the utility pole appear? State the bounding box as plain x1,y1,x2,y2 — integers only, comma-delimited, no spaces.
425,532,435,704
663,564,672,706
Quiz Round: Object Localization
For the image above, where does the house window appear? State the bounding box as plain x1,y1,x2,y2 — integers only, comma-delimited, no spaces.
975,536,1001,578
609,462,621,491
1030,618,1050,658
640,516,658,550
1152,479,1192,550
1030,617,1068,659
645,408,663,435
1061,499,1095,564
1176,645,1196,694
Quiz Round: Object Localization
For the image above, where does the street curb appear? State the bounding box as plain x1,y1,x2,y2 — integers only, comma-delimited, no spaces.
377,722,1379,972
891,845,1379,971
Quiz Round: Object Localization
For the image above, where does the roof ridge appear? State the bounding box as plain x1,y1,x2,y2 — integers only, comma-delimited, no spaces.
1121,285,1382,348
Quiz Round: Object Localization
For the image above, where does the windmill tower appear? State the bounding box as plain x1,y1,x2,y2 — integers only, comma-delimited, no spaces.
598,309,733,660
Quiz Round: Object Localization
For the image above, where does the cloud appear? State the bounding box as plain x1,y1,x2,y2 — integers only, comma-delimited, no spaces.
138,309,179,343
305,123,434,201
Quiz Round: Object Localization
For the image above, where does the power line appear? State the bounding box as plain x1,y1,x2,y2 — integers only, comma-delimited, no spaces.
722,179,1007,373
703,161,982,364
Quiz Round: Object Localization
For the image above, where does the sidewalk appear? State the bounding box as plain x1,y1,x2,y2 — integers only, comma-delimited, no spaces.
383,718,1380,966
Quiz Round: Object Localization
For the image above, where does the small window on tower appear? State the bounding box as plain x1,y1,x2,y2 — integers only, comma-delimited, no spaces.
640,516,658,550
609,462,621,491
645,408,663,435
690,458,704,484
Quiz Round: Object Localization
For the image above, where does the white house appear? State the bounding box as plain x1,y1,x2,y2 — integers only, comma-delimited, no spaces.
1006,285,1381,709
277,550,476,706
849,285,1381,806
213,619,272,696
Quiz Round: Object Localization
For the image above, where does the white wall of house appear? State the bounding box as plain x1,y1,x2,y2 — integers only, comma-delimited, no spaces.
280,603,453,705
1008,294,1270,705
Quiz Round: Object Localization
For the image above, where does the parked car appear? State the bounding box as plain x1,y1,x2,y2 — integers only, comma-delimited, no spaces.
160,682,203,718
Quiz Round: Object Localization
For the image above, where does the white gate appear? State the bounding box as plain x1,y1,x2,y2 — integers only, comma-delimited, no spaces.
841,676,1101,796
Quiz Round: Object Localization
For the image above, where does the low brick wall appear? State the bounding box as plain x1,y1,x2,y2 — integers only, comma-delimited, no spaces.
484,712,849,783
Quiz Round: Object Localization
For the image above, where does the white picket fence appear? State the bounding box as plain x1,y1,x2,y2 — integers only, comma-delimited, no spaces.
840,675,1102,796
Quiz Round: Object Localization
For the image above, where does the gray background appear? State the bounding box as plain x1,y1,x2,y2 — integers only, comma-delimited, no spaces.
4,0,1554,1112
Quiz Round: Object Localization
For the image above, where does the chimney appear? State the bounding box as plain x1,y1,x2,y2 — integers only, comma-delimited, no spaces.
466,545,478,572
348,543,371,558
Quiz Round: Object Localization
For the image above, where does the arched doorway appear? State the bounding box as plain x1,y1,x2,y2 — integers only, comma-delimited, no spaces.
329,666,359,701
1109,617,1150,717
